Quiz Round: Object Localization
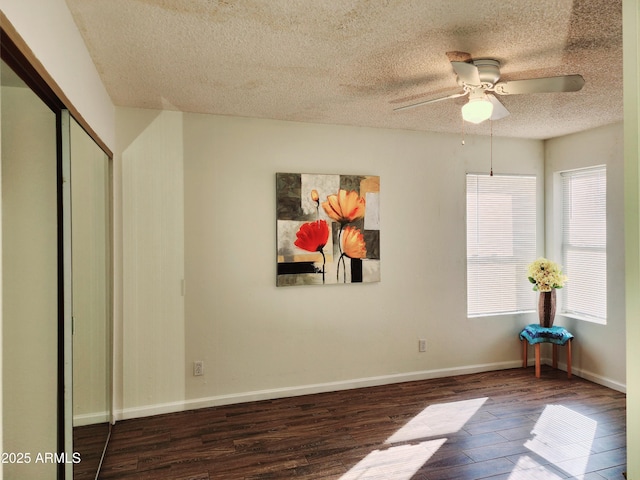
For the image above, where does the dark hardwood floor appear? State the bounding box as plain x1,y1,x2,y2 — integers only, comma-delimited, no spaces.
74,422,111,480
98,367,626,480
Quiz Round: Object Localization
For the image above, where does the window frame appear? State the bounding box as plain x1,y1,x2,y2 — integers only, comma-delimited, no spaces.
557,165,607,324
466,173,538,318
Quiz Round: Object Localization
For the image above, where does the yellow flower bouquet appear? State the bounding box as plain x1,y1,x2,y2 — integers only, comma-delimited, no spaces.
527,257,567,292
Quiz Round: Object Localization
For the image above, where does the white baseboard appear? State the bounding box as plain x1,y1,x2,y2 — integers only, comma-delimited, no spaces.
73,411,110,426
525,356,626,393
574,367,626,393
115,360,521,421
115,360,626,421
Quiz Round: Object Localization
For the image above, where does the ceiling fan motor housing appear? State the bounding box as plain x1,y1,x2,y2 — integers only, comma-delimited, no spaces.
472,59,501,87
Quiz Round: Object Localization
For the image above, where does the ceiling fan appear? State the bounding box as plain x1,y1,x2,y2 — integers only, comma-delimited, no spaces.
393,51,585,124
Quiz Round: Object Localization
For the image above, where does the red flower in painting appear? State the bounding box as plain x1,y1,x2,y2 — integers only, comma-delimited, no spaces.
322,189,366,225
294,220,330,252
341,226,367,259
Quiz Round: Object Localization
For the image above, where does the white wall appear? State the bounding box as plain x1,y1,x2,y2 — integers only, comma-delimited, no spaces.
114,108,546,418
544,123,626,390
1,0,115,150
623,0,640,476
117,109,185,418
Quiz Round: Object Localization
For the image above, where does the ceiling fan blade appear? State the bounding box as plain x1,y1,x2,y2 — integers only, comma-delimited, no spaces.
487,94,510,120
494,74,585,95
393,92,467,112
451,61,481,86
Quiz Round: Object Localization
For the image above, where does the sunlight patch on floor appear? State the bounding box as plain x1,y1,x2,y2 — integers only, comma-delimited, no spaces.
339,399,599,480
507,455,566,479
339,398,487,479
385,397,488,444
339,439,447,480
523,405,597,477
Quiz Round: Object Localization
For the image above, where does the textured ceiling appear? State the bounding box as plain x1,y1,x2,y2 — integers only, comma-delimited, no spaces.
65,0,622,139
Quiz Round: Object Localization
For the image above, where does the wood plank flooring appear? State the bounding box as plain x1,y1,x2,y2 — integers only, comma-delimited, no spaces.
74,422,110,480
98,367,626,480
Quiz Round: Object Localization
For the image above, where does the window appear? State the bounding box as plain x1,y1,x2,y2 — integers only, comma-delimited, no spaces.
466,174,537,316
560,167,607,323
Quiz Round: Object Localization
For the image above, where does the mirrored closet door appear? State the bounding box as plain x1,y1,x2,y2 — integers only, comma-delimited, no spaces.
1,57,60,480
67,116,112,480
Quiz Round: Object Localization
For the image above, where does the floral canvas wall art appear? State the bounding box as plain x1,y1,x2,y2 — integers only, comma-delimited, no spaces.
276,173,380,287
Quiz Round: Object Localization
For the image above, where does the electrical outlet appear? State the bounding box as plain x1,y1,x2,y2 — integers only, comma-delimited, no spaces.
418,339,427,352
193,360,204,376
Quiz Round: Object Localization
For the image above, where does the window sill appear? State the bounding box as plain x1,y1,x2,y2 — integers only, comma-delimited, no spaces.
468,310,535,319
558,312,607,325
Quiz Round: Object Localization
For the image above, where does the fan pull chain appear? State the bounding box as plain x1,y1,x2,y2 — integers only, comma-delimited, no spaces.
461,116,465,145
490,120,494,177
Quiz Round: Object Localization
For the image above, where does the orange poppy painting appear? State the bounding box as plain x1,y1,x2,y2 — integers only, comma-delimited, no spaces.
276,173,380,286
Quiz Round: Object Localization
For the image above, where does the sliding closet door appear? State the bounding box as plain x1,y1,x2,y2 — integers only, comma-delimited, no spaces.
69,116,112,480
1,59,59,480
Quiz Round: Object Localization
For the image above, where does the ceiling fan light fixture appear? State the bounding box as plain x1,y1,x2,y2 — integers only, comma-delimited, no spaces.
461,95,493,124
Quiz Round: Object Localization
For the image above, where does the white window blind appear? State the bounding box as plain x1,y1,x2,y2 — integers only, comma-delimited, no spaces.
561,167,607,322
467,174,537,316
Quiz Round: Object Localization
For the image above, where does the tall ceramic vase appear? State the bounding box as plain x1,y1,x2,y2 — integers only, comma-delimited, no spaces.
538,289,556,327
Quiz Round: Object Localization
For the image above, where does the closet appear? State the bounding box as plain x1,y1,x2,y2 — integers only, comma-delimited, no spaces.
2,29,112,480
